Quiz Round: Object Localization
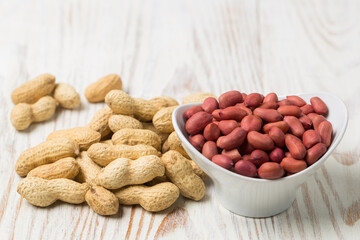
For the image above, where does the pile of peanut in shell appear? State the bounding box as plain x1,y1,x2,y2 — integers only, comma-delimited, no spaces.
12,74,213,215
184,91,333,180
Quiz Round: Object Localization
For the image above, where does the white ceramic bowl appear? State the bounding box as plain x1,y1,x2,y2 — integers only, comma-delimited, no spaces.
172,92,348,218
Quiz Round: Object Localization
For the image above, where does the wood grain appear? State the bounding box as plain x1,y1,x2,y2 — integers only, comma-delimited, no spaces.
0,0,360,239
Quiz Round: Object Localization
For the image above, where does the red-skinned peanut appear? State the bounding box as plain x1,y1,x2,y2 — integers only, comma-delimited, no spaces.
185,111,213,135
263,92,278,103
216,127,247,150
258,162,284,180
306,143,327,165
280,157,307,173
212,109,221,120
184,106,203,119
203,123,221,141
285,134,306,160
241,93,247,100
218,90,243,109
234,160,257,177
218,120,238,135
263,121,289,134
244,93,263,108
300,104,314,115
202,141,218,159
202,97,219,114
258,101,278,109
234,103,253,115
299,114,312,130
240,115,262,132
286,96,306,107
217,106,247,121
317,121,333,147
284,116,305,138
212,154,233,170
303,130,321,149
277,105,302,117
269,127,285,147
249,149,269,168
189,134,205,151
269,147,284,163
253,108,283,123
247,131,274,151
312,114,327,131
222,149,242,164
310,97,328,115
278,99,295,106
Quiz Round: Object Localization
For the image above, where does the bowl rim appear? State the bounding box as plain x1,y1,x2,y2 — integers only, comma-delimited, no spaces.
172,92,348,183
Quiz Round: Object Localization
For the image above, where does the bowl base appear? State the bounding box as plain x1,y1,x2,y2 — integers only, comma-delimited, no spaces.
215,192,296,218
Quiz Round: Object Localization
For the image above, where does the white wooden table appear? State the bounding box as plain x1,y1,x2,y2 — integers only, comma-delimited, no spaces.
0,0,359,239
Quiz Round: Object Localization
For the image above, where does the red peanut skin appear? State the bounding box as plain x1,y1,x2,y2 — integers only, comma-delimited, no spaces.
277,106,302,117
285,134,307,160
244,93,263,108
212,109,221,120
280,157,307,173
238,141,255,155
222,149,242,163
184,106,203,119
234,160,257,177
311,114,326,131
203,123,221,141
307,113,319,121
185,111,213,135
285,152,293,158
264,92,278,103
300,104,314,115
202,97,219,114
234,103,253,115
278,99,295,106
306,143,327,165
247,131,274,151
218,90,243,109
258,101,278,109
303,130,321,149
310,97,328,115
215,106,247,121
240,115,262,132
189,134,205,151
253,108,283,123
284,116,305,138
269,147,284,163
212,154,233,170
263,121,290,134
212,119,220,125
317,121,333,147
218,120,239,135
299,114,312,130
286,96,306,107
202,141,218,159
258,162,285,180
242,154,252,161
269,127,285,147
250,149,269,168
216,127,247,150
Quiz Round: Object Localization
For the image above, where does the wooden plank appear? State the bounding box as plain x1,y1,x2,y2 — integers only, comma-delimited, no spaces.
0,0,359,239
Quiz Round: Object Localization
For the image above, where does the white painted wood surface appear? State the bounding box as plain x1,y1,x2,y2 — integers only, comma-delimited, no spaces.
0,0,359,239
